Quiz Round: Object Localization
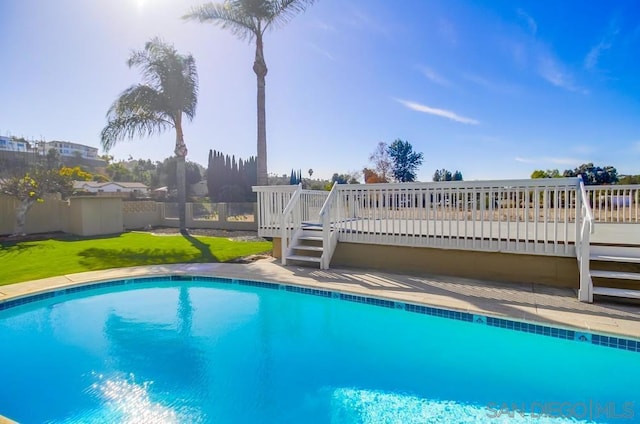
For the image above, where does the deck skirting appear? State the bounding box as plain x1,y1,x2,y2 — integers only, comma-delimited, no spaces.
272,237,578,288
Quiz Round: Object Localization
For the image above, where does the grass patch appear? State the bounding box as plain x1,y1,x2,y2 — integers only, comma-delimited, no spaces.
0,232,272,286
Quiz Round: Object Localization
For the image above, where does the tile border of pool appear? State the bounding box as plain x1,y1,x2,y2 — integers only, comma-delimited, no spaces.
1,273,638,354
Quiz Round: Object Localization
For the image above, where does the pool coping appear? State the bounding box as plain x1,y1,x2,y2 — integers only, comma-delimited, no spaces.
1,259,640,348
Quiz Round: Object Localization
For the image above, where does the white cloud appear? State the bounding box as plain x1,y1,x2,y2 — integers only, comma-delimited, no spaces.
585,40,612,70
584,21,619,70
537,54,587,93
396,99,479,125
345,8,389,36
417,66,451,87
307,43,335,61
517,9,537,35
515,157,535,163
461,73,520,95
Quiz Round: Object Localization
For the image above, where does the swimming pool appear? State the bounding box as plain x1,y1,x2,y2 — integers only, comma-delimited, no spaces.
0,276,638,423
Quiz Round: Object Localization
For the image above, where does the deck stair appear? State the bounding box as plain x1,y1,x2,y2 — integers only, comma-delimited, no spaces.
590,245,640,300
285,222,325,267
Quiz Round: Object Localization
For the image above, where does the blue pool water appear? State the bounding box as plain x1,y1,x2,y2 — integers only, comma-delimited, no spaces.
0,277,638,423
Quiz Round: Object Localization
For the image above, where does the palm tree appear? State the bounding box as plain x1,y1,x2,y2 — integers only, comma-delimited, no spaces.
184,0,316,186
101,38,198,232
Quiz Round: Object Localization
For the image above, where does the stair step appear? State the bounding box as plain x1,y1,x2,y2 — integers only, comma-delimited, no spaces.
298,236,323,241
293,245,324,252
590,254,640,264
592,287,640,300
591,270,640,281
286,255,322,263
590,246,640,263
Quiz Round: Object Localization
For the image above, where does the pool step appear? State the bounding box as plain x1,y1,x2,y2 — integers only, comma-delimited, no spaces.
590,245,640,301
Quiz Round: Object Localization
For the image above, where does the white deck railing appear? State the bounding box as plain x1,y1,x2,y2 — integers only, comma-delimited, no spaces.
253,185,298,237
584,185,640,223
331,179,581,256
255,179,583,256
300,190,329,223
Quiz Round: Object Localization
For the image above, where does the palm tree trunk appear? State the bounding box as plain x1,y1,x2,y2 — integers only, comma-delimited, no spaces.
174,114,188,232
253,33,268,186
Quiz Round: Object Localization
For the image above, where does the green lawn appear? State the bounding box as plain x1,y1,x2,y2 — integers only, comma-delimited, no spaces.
0,232,272,286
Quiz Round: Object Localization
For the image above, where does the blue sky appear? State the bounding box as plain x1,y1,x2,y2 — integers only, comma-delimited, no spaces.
2,0,640,181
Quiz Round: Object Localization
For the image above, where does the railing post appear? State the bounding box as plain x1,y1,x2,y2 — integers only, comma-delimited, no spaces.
576,176,594,302
575,183,581,250
320,182,338,269
280,185,302,265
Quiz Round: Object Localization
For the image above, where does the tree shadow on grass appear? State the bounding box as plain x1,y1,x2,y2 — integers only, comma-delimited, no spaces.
1,232,124,252
181,232,219,263
77,234,221,268
0,241,40,253
56,233,126,243
78,247,203,268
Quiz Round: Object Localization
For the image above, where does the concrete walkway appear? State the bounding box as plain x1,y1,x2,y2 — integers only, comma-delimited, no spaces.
1,259,639,339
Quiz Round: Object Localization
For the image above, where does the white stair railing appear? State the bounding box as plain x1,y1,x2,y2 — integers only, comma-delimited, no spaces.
577,176,595,302
319,182,338,269
280,184,303,265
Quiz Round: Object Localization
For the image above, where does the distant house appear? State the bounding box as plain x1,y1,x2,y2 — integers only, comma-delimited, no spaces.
41,141,99,160
0,136,30,152
73,181,150,197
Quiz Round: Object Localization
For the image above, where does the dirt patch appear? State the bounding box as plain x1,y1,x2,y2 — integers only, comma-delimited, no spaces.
226,254,273,263
0,228,270,244
139,227,267,241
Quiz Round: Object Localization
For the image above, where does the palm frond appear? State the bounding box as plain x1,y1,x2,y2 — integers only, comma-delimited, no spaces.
183,2,259,40
267,0,316,30
125,40,199,121
101,114,173,152
101,85,174,151
180,55,199,120
128,38,174,92
108,85,166,117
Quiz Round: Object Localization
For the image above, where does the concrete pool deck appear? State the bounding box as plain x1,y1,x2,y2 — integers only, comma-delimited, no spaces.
1,258,640,339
